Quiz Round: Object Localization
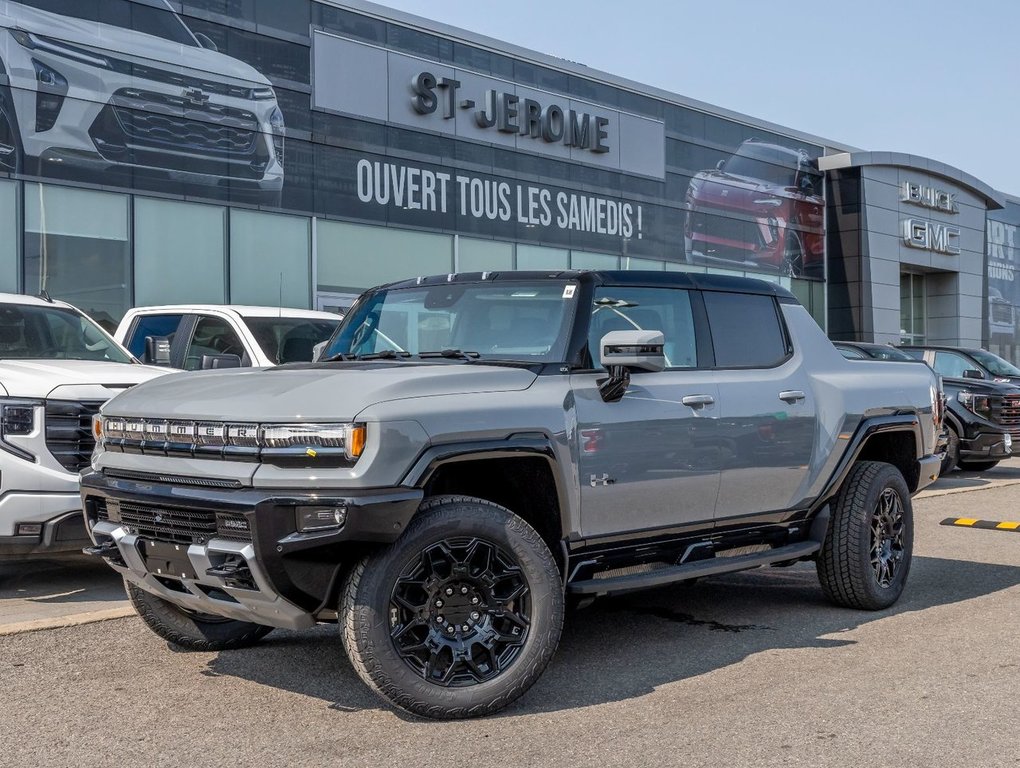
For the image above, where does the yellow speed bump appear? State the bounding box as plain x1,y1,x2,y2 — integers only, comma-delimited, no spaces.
941,517,1020,532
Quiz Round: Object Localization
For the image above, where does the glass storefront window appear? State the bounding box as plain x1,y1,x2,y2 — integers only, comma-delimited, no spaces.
457,238,513,272
623,258,666,271
230,209,311,309
24,183,130,329
516,245,568,270
570,251,619,270
0,180,17,293
135,198,226,306
900,272,926,344
316,220,452,294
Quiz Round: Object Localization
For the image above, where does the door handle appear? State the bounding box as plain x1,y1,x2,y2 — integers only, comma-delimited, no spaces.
682,394,715,408
779,390,806,403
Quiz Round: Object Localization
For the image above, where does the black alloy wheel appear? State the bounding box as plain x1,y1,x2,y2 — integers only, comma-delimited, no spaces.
340,496,563,719
389,536,531,686
870,487,906,588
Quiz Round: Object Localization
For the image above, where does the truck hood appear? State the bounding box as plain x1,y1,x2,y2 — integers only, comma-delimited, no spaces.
0,360,168,399
101,362,539,421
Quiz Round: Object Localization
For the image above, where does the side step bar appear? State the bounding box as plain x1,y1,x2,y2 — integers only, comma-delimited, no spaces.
568,540,821,596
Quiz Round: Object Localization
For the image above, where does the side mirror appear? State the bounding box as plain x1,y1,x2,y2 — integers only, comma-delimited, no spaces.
312,340,328,362
194,32,218,51
598,330,665,403
201,353,242,370
601,330,666,372
144,335,172,366
963,369,985,380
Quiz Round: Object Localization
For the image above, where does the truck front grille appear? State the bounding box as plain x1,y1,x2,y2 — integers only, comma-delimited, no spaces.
998,395,1020,426
96,499,251,545
45,400,104,472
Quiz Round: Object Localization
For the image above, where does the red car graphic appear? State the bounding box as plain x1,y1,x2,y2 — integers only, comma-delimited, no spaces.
684,139,825,277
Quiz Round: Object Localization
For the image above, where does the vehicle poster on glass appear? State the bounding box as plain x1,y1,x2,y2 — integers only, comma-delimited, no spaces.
987,201,1020,359
0,0,827,279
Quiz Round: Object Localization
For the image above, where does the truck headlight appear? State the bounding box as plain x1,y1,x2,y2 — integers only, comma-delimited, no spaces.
261,423,366,461
0,399,41,461
958,391,993,420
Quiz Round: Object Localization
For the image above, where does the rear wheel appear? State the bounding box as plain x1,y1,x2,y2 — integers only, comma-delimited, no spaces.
126,581,273,651
816,461,913,610
340,495,564,719
957,459,1000,472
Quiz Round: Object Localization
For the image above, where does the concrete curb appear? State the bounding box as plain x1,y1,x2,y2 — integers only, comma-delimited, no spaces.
0,606,135,637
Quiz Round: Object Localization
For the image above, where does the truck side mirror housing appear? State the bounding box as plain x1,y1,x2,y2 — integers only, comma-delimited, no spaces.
144,335,172,366
963,369,984,379
201,353,242,370
600,330,666,372
312,340,328,362
598,330,665,403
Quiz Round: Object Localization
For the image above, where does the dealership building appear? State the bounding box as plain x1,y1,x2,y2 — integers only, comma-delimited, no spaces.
0,0,1018,359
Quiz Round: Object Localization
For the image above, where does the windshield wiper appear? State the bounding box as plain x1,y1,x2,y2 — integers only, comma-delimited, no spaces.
418,349,480,360
355,350,412,361
321,352,353,362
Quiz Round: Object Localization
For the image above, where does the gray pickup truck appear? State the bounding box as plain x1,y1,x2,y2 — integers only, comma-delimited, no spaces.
81,270,942,719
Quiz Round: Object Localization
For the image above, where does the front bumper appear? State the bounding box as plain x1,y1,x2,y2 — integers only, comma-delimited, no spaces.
959,430,1014,462
80,470,423,629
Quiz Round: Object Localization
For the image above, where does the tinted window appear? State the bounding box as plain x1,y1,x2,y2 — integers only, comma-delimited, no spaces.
933,351,979,379
589,287,697,369
125,313,183,358
242,317,341,364
184,315,245,370
704,292,788,368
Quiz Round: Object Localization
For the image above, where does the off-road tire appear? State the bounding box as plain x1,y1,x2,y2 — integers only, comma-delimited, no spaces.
816,460,913,610
957,459,1000,472
340,495,564,719
940,424,960,476
126,581,273,651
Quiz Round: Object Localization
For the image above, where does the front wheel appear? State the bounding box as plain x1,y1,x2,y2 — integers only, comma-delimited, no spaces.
816,461,913,610
126,581,273,651
340,496,564,719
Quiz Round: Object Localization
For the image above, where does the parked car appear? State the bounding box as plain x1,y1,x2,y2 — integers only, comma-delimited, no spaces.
0,292,167,557
83,270,941,718
900,345,1020,473
0,0,284,203
684,139,824,277
115,305,342,369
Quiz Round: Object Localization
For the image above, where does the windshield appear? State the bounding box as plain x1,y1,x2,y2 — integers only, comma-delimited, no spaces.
243,317,341,365
323,281,576,363
14,0,199,46
970,349,1020,377
0,303,133,362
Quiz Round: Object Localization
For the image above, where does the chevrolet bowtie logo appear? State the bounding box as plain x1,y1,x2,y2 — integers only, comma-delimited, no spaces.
182,87,210,106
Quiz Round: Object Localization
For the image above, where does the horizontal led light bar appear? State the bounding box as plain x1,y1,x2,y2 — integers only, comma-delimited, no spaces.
101,418,366,460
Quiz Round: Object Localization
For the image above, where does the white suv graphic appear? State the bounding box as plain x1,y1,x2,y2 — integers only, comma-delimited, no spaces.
0,0,283,203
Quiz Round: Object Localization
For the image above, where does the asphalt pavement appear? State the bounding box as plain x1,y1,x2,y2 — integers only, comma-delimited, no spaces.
2,466,1020,767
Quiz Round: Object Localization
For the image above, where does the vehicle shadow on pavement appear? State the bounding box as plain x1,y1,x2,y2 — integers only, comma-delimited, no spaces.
201,554,1020,718
0,556,125,605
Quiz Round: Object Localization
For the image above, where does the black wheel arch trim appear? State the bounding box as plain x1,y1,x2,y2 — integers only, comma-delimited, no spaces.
812,414,926,513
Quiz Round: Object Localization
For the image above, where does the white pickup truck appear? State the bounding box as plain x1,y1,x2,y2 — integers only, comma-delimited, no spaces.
0,293,166,557
114,305,342,369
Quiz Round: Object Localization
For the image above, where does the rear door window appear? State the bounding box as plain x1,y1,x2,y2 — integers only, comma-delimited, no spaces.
703,291,789,368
